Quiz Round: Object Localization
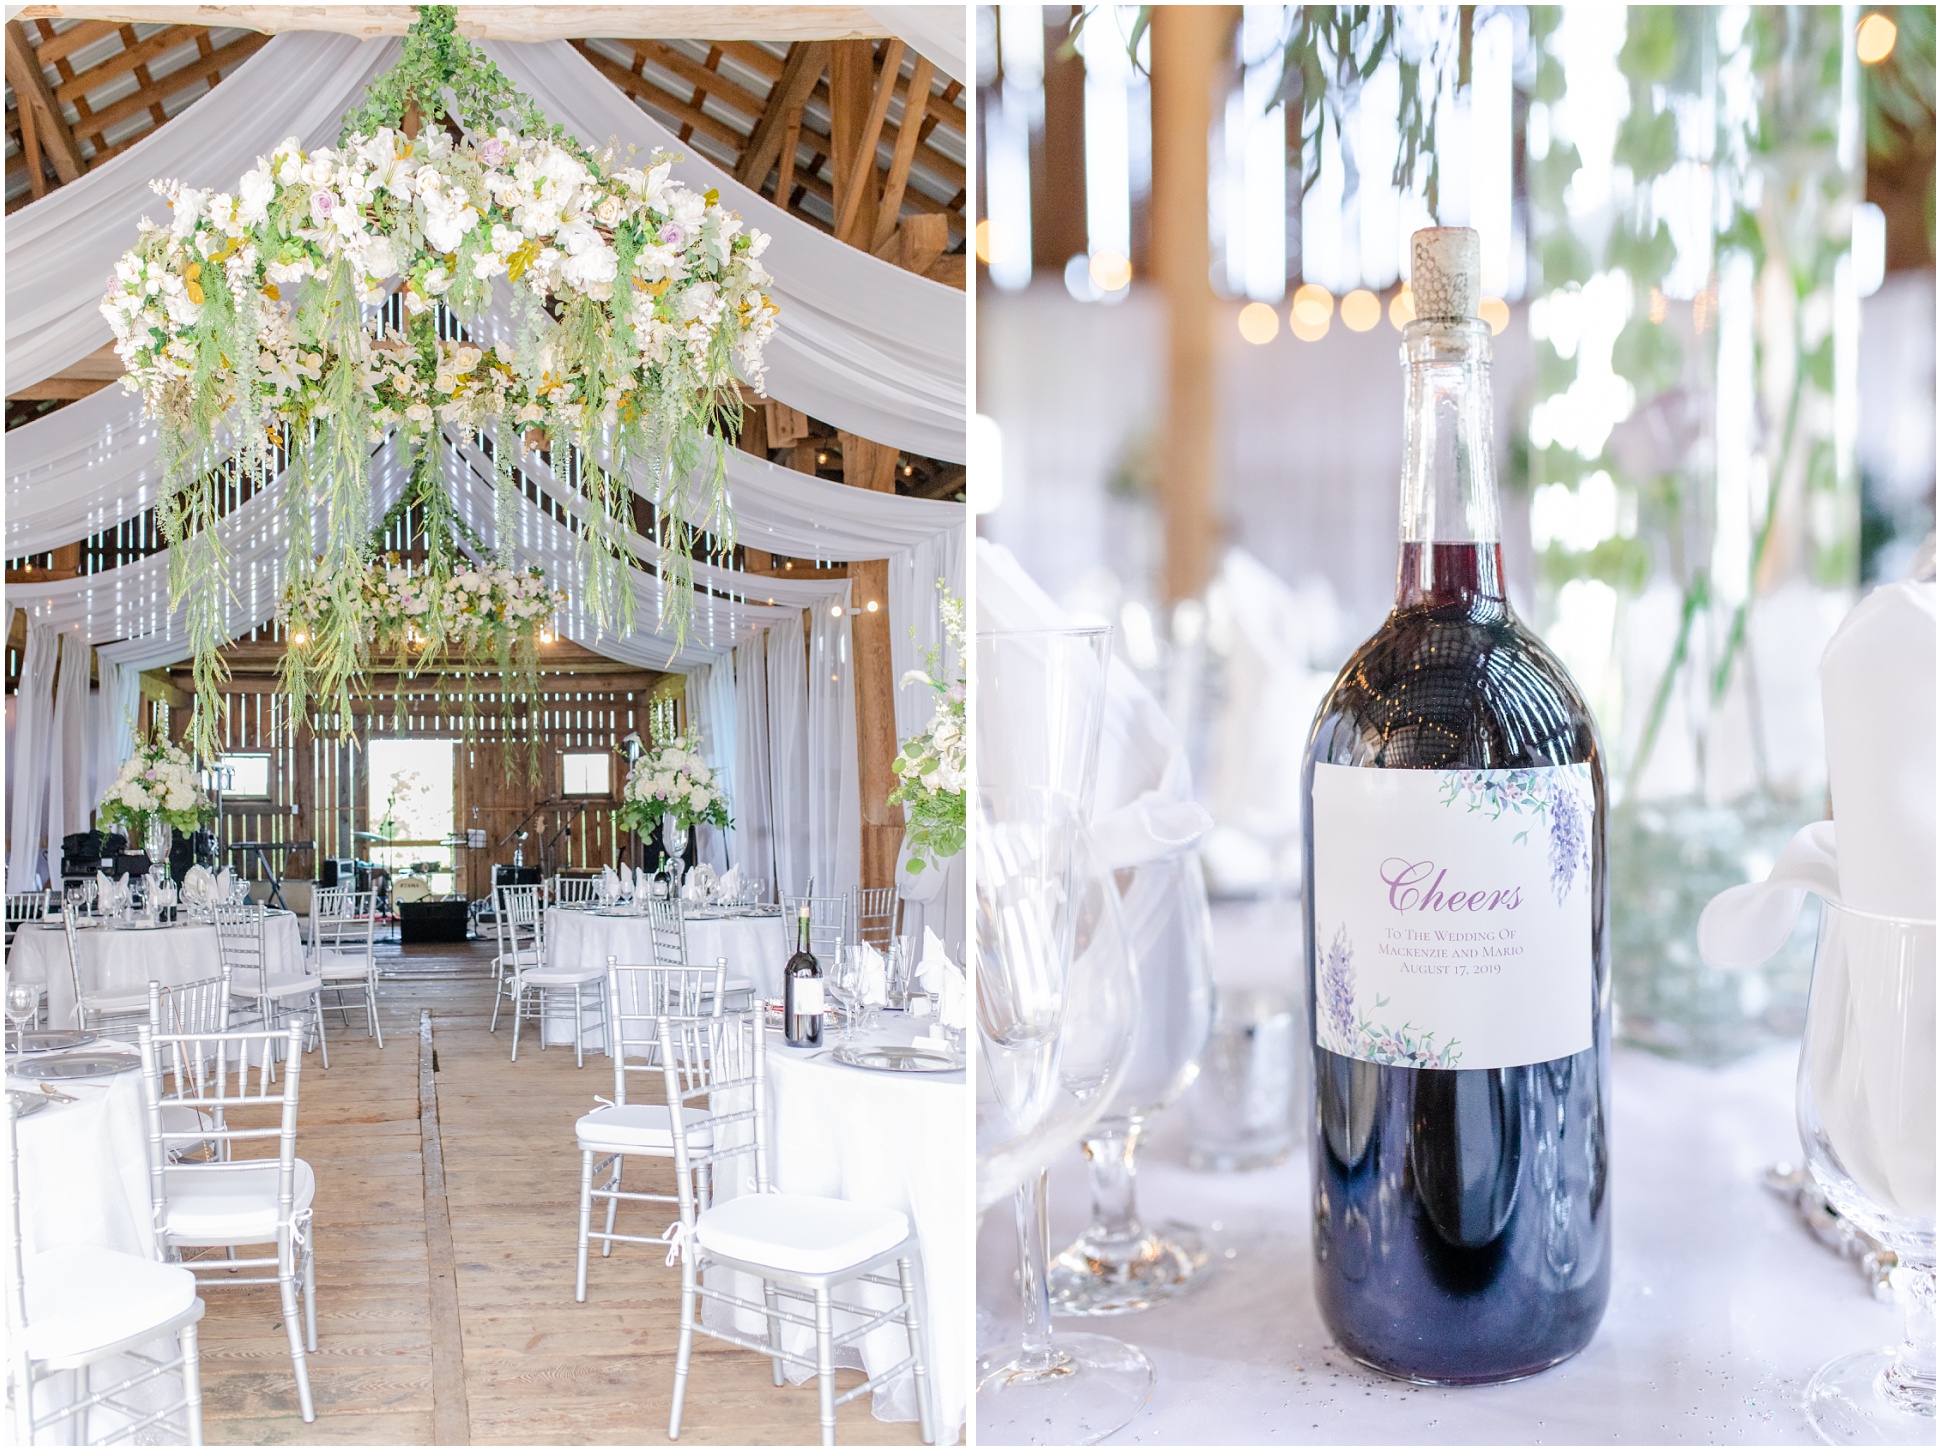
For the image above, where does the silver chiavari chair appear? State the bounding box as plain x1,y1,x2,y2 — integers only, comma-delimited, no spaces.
644,896,686,965
573,959,729,1301
7,1097,206,1446
783,895,848,960
553,874,599,905
488,884,545,1034
148,972,233,1166
218,903,324,1072
61,904,150,1034
497,884,605,1066
312,890,381,1065
5,888,49,949
658,1010,938,1446
136,1024,317,1424
847,887,898,952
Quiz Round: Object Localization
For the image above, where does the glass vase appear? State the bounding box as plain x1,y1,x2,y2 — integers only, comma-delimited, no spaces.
1522,8,1860,1062
660,813,688,892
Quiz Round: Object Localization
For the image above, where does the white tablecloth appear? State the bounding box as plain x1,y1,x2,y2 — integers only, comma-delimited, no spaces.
709,1021,969,1443
7,911,305,1028
976,1039,1910,1444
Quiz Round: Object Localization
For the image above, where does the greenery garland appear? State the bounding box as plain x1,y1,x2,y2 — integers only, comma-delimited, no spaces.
101,6,777,758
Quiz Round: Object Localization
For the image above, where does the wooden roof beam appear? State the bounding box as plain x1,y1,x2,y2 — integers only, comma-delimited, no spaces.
6,18,84,182
68,29,265,144
871,53,934,250
832,37,902,244
735,39,828,189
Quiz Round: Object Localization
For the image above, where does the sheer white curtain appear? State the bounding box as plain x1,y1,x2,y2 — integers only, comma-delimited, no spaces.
46,632,95,882
685,658,737,876
886,523,966,742
7,616,59,888
731,636,777,898
91,661,141,808
807,590,862,900
765,615,810,899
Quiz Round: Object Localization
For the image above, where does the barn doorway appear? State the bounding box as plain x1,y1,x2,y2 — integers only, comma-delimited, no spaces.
367,737,458,897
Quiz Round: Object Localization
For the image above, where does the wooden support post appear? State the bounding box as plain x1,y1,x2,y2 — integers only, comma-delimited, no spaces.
872,54,937,251
840,433,903,893
1033,7,1087,272
1149,7,1231,606
736,39,829,190
826,39,884,250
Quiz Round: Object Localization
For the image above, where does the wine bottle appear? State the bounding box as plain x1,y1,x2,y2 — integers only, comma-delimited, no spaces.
783,905,823,1048
1301,227,1611,1385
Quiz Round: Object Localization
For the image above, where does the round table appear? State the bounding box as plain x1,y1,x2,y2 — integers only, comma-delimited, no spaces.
544,906,790,998
7,911,305,1029
708,1021,969,1442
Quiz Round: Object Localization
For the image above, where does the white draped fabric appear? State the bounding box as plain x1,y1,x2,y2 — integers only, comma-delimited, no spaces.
865,6,971,83
5,386,175,558
886,524,965,742
92,661,142,809
5,33,399,389
481,40,966,462
7,617,58,888
807,596,862,902
765,615,811,898
685,658,738,875
46,633,95,884
731,636,778,895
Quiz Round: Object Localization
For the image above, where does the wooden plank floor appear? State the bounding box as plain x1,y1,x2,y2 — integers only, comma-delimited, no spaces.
197,939,933,1446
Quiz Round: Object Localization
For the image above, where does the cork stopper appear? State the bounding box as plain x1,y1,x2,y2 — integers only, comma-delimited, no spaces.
1409,227,1480,322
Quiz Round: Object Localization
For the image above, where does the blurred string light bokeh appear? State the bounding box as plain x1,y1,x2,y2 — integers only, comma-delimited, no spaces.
974,4,1935,1062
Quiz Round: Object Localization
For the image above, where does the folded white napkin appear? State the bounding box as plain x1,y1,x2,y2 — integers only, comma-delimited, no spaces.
935,961,968,1031
856,942,887,1006
1820,581,1935,920
95,869,115,909
602,864,620,901
681,878,704,906
1697,821,1840,967
216,867,236,903
635,867,653,902
719,864,742,898
182,864,216,908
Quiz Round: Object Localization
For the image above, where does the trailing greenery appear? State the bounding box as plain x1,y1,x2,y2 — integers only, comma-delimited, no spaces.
101,4,777,759
887,585,965,872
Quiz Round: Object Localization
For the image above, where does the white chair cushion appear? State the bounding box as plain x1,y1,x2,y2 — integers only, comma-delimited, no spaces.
575,1103,713,1153
259,972,320,1000
318,956,373,981
80,988,150,1014
518,966,602,986
694,1193,910,1277
162,1156,316,1245
22,1247,199,1361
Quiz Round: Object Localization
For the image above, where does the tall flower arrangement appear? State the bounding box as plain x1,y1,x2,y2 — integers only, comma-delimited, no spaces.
99,7,777,755
97,730,215,847
616,735,731,836
889,586,966,871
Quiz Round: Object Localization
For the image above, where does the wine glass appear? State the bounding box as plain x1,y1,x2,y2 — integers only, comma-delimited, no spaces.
1796,899,1935,1441
827,944,865,1041
1050,844,1218,1315
6,983,40,1046
976,786,1151,1445
976,627,1113,805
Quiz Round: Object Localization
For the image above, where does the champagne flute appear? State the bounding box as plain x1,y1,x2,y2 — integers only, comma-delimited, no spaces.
1796,899,1935,1440
976,786,1151,1445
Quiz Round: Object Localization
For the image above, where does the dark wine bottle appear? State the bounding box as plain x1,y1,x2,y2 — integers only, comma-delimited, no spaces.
1301,228,1611,1385
783,905,823,1047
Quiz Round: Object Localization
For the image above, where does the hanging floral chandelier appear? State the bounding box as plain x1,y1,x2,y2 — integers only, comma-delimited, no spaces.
100,6,778,756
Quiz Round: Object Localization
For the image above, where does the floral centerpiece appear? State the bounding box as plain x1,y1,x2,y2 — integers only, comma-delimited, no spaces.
615,735,731,837
889,586,966,872
96,730,216,857
98,7,778,755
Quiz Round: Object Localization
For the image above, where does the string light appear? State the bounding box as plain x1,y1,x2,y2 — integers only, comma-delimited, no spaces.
1340,289,1381,332
1857,12,1896,64
1238,302,1279,344
1479,297,1510,335
865,600,880,612
1388,285,1416,330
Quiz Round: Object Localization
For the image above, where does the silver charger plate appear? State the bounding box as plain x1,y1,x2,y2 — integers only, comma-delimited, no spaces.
113,920,168,931
14,1029,101,1055
831,1044,961,1074
12,1051,141,1081
8,1091,49,1118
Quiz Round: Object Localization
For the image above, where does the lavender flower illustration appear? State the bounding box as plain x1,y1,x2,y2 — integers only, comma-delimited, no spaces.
1438,765,1590,903
1319,925,1358,1049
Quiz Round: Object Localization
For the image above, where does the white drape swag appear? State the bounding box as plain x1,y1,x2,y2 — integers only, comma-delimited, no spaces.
731,637,778,895
7,616,59,889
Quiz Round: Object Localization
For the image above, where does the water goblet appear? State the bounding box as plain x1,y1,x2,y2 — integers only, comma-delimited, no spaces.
6,983,39,1046
827,944,865,1040
976,786,1152,1445
1796,899,1935,1442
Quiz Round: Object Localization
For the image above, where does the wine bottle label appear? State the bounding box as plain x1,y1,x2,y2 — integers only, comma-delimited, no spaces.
792,979,823,1015
1311,762,1594,1070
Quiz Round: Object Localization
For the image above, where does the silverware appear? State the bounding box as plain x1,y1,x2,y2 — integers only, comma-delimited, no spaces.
37,1083,79,1104
1765,1161,1898,1300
